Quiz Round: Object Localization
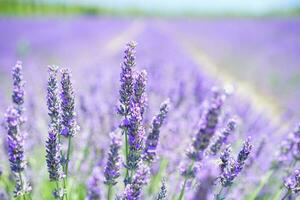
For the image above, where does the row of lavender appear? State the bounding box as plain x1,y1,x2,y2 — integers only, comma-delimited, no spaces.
1,40,300,200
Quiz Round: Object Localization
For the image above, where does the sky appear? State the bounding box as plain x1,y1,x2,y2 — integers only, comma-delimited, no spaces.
45,0,300,14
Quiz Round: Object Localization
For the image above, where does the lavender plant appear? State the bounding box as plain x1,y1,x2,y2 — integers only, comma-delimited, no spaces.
104,132,122,200
60,68,79,199
118,41,137,185
5,107,31,198
143,99,170,163
45,66,64,199
178,88,226,200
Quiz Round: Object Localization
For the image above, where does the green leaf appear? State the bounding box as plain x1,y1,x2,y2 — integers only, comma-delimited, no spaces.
245,170,274,200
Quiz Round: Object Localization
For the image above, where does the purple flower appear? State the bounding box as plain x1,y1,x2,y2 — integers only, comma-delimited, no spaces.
5,107,31,197
156,179,167,200
104,132,122,186
45,127,64,182
237,137,253,165
133,70,147,117
60,68,79,137
143,99,170,163
219,138,252,187
86,166,102,200
187,88,226,161
5,107,25,173
277,124,300,165
209,119,237,156
220,145,232,173
123,162,150,200
284,169,300,193
118,41,137,117
12,61,25,115
126,104,145,171
47,66,61,133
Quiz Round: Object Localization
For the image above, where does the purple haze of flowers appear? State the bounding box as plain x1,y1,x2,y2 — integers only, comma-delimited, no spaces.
209,119,237,156
187,88,226,161
118,41,137,117
12,61,25,116
104,132,122,186
133,70,148,118
5,107,31,197
123,162,150,200
219,137,253,187
86,166,102,200
143,99,171,163
278,124,300,165
60,68,79,137
284,169,300,193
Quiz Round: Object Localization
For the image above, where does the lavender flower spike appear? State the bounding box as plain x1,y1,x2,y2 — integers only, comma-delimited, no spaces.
123,162,150,200
47,66,61,133
237,137,253,166
46,65,64,181
45,127,63,182
219,145,232,173
133,70,148,117
156,179,167,200
219,138,252,187
143,99,171,163
5,107,31,197
187,88,226,161
209,119,237,156
118,41,137,117
60,68,79,137
126,105,145,171
12,61,25,115
104,132,122,186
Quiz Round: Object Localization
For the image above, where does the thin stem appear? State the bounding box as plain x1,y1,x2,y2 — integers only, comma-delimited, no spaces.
107,184,113,200
62,136,72,200
215,187,224,200
65,136,72,178
281,190,292,200
177,178,187,200
177,162,195,200
124,127,130,186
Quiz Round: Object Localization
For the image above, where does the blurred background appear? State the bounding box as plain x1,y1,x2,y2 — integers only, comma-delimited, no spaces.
0,0,300,120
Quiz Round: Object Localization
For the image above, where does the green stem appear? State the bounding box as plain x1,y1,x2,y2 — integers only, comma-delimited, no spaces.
63,136,72,200
177,178,187,200
281,190,291,200
107,184,113,200
177,162,195,200
124,129,130,185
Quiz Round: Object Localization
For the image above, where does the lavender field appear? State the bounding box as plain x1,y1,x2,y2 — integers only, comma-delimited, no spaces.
0,17,300,200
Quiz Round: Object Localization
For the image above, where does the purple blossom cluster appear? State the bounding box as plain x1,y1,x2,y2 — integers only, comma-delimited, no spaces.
219,137,253,187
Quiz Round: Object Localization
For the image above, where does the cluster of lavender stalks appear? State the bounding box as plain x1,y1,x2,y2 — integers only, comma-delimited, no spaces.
2,42,300,200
